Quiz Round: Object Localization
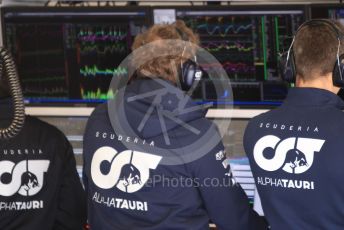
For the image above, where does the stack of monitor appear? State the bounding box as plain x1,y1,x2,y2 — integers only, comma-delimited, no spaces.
1,4,340,107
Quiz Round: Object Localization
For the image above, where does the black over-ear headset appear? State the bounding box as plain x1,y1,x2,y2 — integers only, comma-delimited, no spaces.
174,26,204,91
279,19,344,88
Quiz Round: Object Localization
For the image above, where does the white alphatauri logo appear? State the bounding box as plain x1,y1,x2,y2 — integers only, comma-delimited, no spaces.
0,160,50,196
91,147,162,193
254,135,325,174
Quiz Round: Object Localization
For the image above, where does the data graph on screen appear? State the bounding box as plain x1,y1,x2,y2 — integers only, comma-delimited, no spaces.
176,8,305,103
2,8,149,104
72,25,130,100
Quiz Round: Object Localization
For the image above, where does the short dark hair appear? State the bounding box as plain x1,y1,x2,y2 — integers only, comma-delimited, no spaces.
293,20,344,80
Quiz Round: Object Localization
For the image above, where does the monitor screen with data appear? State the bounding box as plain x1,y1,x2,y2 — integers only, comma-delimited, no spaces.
155,6,307,106
1,7,150,105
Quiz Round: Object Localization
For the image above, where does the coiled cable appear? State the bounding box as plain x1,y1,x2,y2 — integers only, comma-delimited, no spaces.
0,47,25,139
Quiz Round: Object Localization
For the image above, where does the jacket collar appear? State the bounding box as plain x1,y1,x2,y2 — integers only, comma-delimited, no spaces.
283,87,344,109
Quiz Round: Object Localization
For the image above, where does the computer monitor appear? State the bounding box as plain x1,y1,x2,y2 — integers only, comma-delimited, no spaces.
154,6,307,106
1,7,151,105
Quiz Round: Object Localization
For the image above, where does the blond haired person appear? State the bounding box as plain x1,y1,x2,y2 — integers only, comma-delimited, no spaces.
83,20,267,230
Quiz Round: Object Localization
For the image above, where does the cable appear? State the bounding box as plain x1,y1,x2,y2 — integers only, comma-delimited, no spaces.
0,48,25,140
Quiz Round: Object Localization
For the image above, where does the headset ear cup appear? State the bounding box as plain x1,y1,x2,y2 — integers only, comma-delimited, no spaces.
180,59,203,91
333,54,344,88
179,60,191,91
279,51,296,83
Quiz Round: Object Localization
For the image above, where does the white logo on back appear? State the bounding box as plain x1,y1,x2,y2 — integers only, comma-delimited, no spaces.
253,135,325,174
91,147,162,193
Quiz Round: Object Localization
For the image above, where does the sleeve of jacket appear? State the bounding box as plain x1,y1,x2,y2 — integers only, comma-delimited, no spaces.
189,125,267,230
82,116,94,198
53,135,87,230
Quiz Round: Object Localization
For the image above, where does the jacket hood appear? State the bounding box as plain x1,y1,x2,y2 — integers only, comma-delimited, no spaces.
122,78,206,139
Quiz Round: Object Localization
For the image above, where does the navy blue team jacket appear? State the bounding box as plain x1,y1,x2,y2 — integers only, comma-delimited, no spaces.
0,98,86,230
244,87,344,230
83,79,266,230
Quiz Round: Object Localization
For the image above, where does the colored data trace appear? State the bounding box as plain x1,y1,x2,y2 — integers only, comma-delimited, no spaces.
80,43,127,55
202,41,254,52
81,88,115,100
80,66,128,78
77,28,128,42
197,22,253,36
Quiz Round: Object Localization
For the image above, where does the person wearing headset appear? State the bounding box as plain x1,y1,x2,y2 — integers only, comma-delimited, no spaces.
0,49,87,229
244,19,344,229
82,20,267,230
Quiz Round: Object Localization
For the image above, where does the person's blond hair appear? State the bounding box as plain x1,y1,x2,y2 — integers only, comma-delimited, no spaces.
131,20,200,83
